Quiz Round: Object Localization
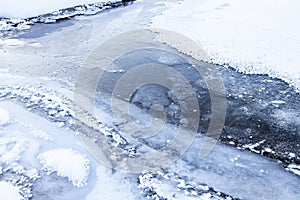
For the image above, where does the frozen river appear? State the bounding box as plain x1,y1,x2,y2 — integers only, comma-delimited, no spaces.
0,0,299,199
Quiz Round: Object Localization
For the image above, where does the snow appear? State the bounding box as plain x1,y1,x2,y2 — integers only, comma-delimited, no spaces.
0,138,27,164
242,140,265,154
264,148,273,153
270,100,286,105
288,153,296,158
18,122,53,141
0,181,22,200
0,0,115,18
38,148,90,187
287,164,300,176
151,0,300,91
138,170,214,199
0,107,10,126
0,39,26,47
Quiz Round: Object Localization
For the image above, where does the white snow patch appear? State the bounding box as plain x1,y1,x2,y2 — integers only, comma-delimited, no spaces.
0,181,22,200
25,168,40,181
271,100,286,105
0,39,26,47
288,153,296,158
152,0,300,91
242,140,265,153
264,148,273,153
200,193,212,200
38,148,90,187
287,164,300,176
0,107,10,126
0,138,27,164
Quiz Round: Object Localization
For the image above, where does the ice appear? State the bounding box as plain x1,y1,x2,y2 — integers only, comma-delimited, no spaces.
0,100,96,199
0,181,22,200
271,109,300,132
0,107,10,126
168,136,300,199
152,0,300,91
0,0,113,18
86,165,138,200
38,148,90,188
0,0,299,199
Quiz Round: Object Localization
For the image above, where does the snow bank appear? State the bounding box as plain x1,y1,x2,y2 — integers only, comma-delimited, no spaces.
152,0,300,91
0,107,10,126
38,148,90,187
0,0,111,18
0,181,22,200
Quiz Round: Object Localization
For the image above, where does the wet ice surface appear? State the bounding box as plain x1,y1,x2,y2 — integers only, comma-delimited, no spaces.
0,0,300,199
